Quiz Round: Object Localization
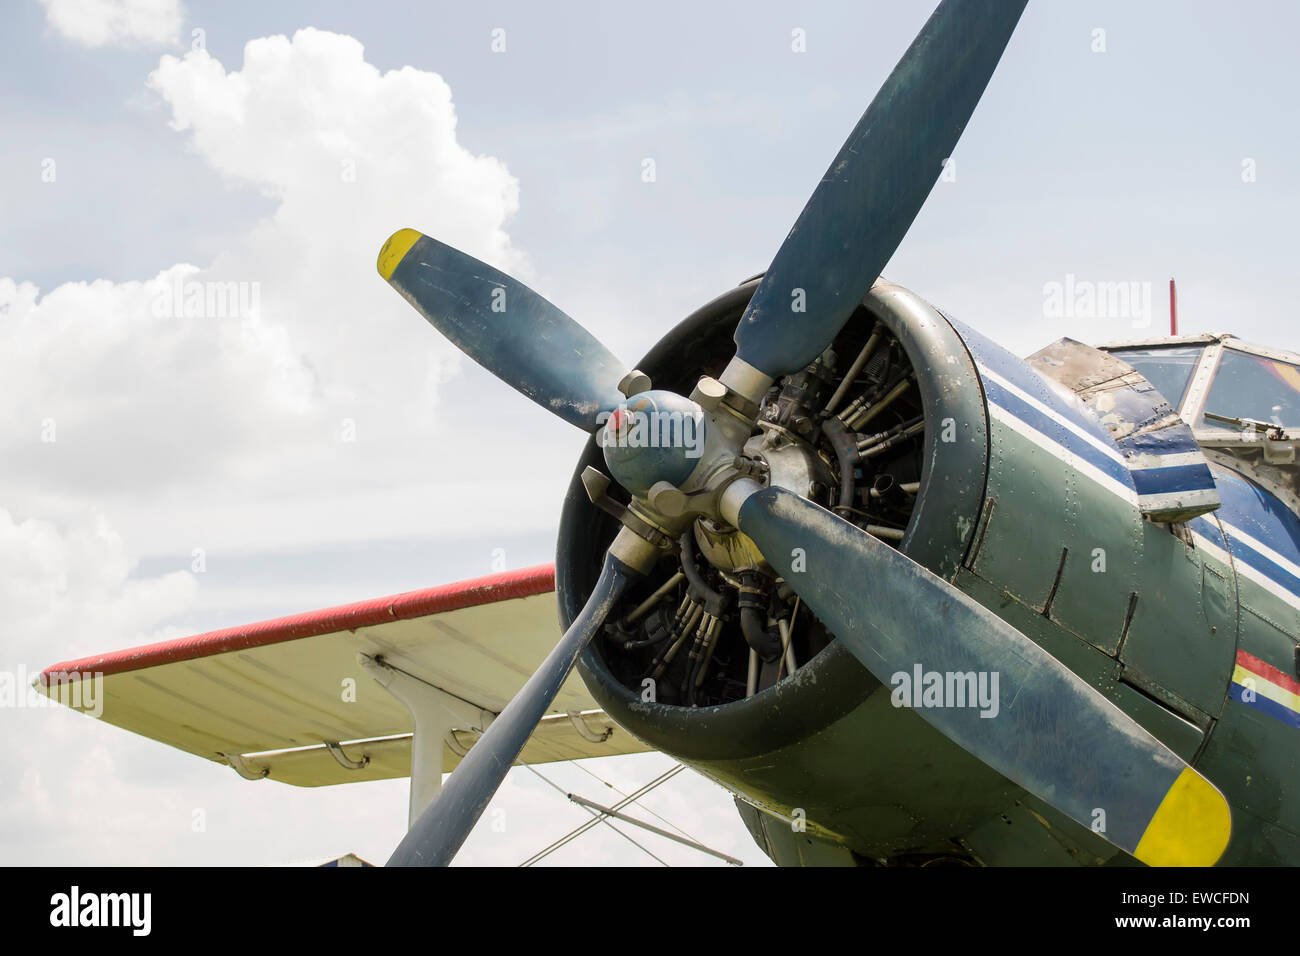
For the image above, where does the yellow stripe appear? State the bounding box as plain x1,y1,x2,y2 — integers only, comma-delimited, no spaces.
1232,664,1300,713
377,228,424,280
1133,767,1231,866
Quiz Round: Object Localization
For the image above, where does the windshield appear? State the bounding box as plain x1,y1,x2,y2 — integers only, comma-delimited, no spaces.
1107,345,1203,410
1201,348,1300,429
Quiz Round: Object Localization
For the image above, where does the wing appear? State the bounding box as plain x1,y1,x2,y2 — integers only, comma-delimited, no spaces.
35,564,652,787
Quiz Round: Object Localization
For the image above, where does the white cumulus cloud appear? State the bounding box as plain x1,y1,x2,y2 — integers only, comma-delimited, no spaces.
0,28,564,554
0,508,196,664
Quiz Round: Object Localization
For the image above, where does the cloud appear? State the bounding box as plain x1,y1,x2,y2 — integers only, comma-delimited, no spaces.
148,29,523,264
0,506,205,865
0,28,570,554
41,0,184,48
0,508,195,664
144,27,528,408
0,268,319,498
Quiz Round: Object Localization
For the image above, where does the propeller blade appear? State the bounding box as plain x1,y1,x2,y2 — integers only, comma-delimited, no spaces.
378,228,630,431
732,485,1231,866
733,0,1027,380
387,549,639,866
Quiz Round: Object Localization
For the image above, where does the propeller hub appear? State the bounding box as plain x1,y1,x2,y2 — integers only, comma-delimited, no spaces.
600,389,708,497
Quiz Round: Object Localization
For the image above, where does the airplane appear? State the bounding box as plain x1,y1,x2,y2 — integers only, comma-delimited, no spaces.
37,0,1300,868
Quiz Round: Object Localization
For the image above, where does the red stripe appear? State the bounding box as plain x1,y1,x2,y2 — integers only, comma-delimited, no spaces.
1236,649,1300,696
39,563,556,686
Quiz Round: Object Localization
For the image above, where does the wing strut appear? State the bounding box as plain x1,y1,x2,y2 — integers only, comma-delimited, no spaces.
358,654,495,827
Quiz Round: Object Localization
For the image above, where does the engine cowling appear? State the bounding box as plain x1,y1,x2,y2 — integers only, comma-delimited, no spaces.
555,276,992,851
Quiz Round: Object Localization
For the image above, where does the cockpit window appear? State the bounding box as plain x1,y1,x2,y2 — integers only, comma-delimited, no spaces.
1201,348,1300,429
1106,346,1203,410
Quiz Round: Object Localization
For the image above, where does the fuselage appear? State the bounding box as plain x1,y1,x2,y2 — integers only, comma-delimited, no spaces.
945,320,1299,865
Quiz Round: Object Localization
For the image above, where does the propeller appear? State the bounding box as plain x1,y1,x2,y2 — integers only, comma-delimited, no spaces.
723,484,1232,866
378,229,630,431
729,0,1029,384
388,544,644,866
378,0,1232,867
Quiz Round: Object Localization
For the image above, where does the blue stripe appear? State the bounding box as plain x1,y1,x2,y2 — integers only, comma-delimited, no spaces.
981,377,1133,488
1189,515,1227,547
1130,464,1219,495
948,316,1122,444
1230,681,1300,729
1220,529,1300,594
1210,466,1300,567
1190,497,1300,606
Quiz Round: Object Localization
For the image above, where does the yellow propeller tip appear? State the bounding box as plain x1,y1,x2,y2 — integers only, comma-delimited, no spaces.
1134,767,1232,867
377,228,424,281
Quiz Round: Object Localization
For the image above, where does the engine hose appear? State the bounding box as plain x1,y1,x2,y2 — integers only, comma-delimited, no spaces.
619,602,677,649
738,571,783,661
682,615,710,703
823,417,860,513
680,531,730,617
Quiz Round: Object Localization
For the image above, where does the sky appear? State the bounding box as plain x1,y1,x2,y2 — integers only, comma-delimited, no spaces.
1,0,1296,867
